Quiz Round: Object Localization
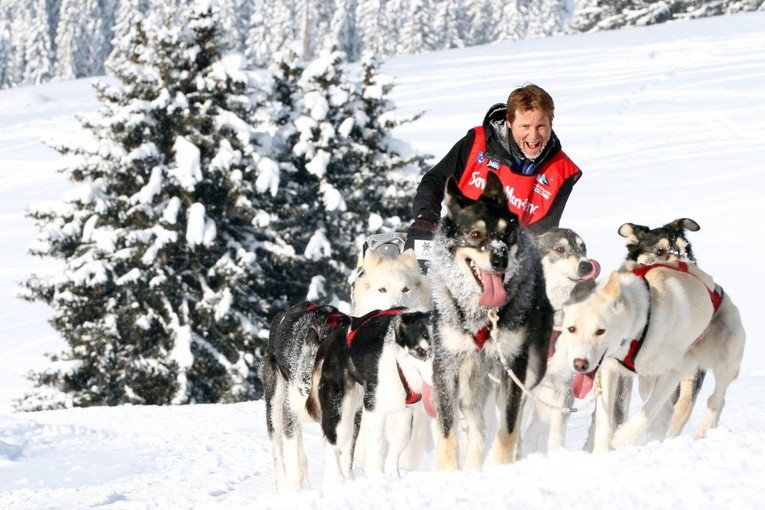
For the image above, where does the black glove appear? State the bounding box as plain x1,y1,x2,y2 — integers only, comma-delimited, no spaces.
404,213,439,273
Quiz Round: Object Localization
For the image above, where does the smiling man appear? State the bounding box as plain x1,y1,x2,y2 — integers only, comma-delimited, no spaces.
405,84,583,272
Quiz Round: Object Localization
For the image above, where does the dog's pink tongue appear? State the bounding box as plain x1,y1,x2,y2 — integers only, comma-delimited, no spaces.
478,270,506,307
584,259,601,280
571,371,595,399
421,381,436,418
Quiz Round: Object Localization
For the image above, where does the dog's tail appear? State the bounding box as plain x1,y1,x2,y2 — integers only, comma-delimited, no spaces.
305,358,323,422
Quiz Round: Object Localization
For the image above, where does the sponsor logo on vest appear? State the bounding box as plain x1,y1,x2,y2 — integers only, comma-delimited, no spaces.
468,170,487,189
476,151,486,164
504,185,540,214
536,174,550,186
487,159,500,170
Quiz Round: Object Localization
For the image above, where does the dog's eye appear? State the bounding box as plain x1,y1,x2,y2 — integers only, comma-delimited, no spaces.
567,326,576,333
402,287,410,293
555,246,566,254
414,347,428,358
655,249,667,257
469,229,483,241
595,329,606,336
378,287,387,293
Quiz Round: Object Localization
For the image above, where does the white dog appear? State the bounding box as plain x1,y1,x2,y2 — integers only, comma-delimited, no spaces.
558,261,744,452
352,247,431,314
522,228,600,455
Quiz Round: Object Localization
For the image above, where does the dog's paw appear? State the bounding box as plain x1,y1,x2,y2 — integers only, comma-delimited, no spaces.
612,415,647,449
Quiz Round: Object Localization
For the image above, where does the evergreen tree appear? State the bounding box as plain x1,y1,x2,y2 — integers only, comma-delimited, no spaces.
433,0,466,51
18,2,272,410
329,0,361,61
54,0,107,80
399,0,436,55
23,0,54,85
107,0,151,69
273,48,429,302
0,2,14,88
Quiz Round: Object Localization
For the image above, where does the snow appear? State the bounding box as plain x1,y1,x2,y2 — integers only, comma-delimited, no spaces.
1,12,765,508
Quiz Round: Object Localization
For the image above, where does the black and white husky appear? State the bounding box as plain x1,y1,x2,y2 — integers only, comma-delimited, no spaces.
428,172,553,470
263,302,351,492
318,308,434,488
264,302,433,492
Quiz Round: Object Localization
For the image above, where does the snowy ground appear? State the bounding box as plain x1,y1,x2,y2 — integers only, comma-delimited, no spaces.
1,12,764,509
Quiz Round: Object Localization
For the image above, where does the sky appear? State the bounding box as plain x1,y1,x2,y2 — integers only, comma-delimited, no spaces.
1,11,765,509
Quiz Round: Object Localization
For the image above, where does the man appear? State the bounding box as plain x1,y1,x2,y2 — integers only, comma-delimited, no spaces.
405,83,582,271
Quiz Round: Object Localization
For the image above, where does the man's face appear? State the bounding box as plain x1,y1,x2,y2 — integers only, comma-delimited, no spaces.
507,109,552,159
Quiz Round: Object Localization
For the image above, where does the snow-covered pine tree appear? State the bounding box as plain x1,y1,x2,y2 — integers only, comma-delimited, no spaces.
22,0,54,85
54,0,108,80
18,1,273,410
273,47,429,303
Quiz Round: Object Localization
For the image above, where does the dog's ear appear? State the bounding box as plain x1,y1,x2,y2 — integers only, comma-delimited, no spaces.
570,278,597,302
399,248,419,269
482,171,507,206
364,248,383,269
618,222,648,244
601,271,623,303
444,176,470,210
666,218,700,233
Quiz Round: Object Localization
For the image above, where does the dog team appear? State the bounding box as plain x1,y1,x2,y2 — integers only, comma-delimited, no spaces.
263,84,745,492
263,177,745,491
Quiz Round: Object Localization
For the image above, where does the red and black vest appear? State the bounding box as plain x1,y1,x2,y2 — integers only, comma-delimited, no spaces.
457,126,581,227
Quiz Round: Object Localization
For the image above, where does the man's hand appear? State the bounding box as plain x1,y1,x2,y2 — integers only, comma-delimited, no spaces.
404,214,439,273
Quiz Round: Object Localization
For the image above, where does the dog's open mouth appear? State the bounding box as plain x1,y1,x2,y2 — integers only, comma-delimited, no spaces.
467,257,507,308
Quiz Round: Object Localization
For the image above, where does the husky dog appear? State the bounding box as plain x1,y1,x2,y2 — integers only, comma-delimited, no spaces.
523,227,601,454
351,247,433,472
428,172,553,470
535,228,601,335
559,261,744,451
318,309,434,489
263,302,351,492
616,218,746,440
352,248,431,315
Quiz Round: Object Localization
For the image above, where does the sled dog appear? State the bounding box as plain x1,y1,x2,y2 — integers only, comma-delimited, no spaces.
351,247,433,472
263,302,351,492
523,227,601,454
614,218,746,440
429,172,553,470
318,309,434,488
352,248,431,315
559,261,744,452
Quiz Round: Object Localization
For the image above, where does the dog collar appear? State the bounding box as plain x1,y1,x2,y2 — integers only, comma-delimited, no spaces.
397,362,422,405
473,325,490,351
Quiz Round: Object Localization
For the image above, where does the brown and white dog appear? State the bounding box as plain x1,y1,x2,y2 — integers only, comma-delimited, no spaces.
558,260,744,451
614,218,746,441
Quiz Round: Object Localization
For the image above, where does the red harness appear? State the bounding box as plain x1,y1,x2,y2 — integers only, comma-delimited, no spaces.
618,262,724,372
346,307,406,346
397,363,422,405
